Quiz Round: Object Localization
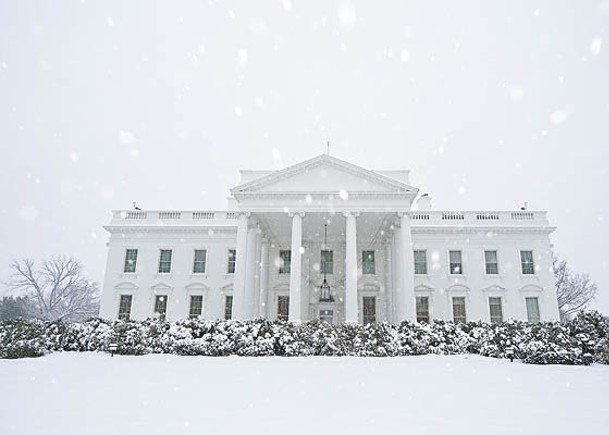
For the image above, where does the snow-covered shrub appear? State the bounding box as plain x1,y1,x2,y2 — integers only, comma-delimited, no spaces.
0,319,46,359
1,311,608,364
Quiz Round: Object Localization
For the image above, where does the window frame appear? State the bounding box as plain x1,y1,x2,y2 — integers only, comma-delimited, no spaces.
224,295,233,320
158,249,173,274
123,249,138,273
520,250,535,275
452,296,467,323
154,295,168,321
189,295,203,319
414,250,428,275
489,296,503,323
118,294,133,320
484,250,499,275
362,295,376,324
227,249,237,274
279,250,291,274
416,296,430,323
276,295,290,320
362,250,376,275
192,249,207,274
525,297,541,323
449,250,463,275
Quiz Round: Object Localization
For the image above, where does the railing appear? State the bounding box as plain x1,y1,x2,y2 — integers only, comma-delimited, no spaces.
111,210,239,225
409,211,548,226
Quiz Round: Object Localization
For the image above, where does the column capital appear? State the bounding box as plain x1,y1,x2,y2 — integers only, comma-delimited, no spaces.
237,211,251,218
287,211,305,218
342,211,360,218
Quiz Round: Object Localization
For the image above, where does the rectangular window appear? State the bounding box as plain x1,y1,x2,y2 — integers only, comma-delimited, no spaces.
489,297,503,323
449,250,463,274
189,295,203,319
363,296,376,323
485,250,498,275
154,295,168,321
193,250,207,274
279,250,291,274
362,250,376,275
158,249,172,274
321,250,333,274
452,297,467,323
118,295,132,320
416,296,430,323
277,295,289,320
520,250,535,274
414,250,428,275
224,295,233,320
526,297,540,323
123,249,138,273
227,249,237,274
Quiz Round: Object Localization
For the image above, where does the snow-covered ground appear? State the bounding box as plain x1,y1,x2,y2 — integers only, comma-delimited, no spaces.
1,353,607,435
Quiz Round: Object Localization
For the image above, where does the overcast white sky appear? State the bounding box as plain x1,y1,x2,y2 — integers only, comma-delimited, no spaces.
1,0,608,314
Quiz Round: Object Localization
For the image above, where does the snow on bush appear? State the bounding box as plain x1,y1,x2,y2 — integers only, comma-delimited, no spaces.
0,311,607,364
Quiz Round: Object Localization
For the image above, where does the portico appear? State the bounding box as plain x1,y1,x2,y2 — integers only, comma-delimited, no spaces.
229,154,419,323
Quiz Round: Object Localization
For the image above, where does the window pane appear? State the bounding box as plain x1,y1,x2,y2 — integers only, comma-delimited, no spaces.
118,295,132,320
449,250,462,274
321,250,333,274
193,249,207,274
452,297,466,323
526,297,540,323
279,250,291,274
520,250,535,274
489,297,503,323
227,249,237,274
224,295,233,320
485,250,498,275
416,296,430,323
154,295,168,321
189,295,203,318
159,250,172,273
363,296,376,323
124,249,138,273
277,296,289,320
414,250,427,275
362,251,375,275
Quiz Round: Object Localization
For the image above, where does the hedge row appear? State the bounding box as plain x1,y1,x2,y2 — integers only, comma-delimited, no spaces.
1,311,608,364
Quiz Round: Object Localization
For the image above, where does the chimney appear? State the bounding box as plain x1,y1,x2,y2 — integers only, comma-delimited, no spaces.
417,193,432,211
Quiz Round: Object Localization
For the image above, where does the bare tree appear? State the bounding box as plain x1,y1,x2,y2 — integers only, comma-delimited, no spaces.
554,257,598,321
7,257,100,322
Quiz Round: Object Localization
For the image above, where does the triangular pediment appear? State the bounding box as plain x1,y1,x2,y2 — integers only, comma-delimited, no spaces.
232,154,416,194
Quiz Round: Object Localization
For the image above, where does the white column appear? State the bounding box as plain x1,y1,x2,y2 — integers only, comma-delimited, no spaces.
244,225,257,319
345,211,358,323
232,212,249,320
384,242,393,323
259,239,269,318
396,212,416,322
288,213,303,322
253,230,262,318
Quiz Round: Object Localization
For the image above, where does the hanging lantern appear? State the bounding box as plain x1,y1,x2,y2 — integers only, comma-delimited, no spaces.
320,223,334,302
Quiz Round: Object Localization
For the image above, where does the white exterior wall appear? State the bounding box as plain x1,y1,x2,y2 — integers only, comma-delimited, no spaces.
412,230,559,322
100,228,237,321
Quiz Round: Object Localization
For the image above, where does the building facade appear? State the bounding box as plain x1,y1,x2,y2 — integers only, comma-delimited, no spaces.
99,154,560,324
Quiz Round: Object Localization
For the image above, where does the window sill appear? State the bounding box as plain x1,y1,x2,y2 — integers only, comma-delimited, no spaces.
155,273,172,279
190,273,208,279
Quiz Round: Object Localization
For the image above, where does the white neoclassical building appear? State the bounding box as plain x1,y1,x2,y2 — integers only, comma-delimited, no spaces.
99,154,560,324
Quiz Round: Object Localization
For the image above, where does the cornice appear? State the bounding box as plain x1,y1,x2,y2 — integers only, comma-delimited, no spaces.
411,226,556,235
104,225,237,234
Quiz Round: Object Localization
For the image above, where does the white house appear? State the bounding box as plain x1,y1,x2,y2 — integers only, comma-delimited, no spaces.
99,154,560,324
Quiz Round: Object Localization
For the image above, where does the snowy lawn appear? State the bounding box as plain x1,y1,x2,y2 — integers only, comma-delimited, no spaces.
1,353,608,435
